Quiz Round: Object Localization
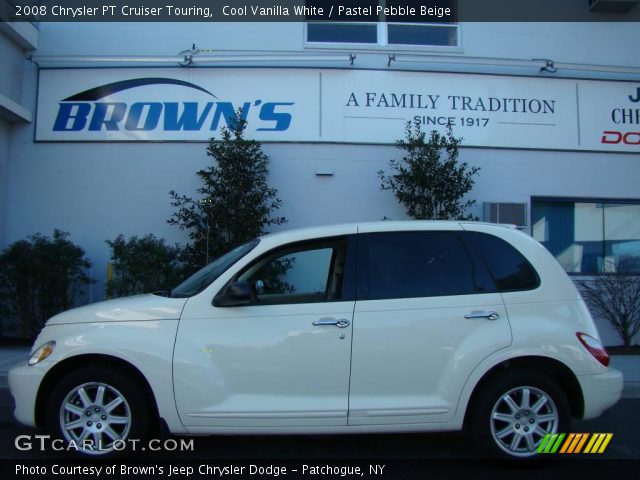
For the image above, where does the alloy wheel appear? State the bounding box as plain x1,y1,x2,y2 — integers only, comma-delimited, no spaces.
489,385,559,457
59,381,132,455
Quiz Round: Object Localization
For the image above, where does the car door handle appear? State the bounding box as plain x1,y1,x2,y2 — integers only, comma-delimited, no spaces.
464,311,500,321
312,318,351,328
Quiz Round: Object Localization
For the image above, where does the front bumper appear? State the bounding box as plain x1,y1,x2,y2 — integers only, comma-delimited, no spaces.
578,367,624,420
8,361,46,428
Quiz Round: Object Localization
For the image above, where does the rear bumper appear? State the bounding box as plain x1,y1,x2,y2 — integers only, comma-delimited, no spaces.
578,368,623,420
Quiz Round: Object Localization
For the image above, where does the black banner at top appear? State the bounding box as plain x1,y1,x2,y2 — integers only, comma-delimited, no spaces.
2,0,640,22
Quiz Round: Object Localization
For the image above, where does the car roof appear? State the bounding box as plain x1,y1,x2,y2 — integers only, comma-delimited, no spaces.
258,220,517,245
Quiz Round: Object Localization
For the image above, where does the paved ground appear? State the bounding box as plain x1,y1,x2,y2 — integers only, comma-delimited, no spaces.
610,355,640,398
0,347,29,389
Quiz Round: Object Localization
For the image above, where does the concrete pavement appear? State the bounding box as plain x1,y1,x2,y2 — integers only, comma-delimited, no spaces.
0,346,29,389
611,355,640,399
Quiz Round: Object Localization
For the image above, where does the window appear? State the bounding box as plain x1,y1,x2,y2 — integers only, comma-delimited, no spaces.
171,239,259,298
237,237,351,304
306,1,458,48
362,231,476,300
307,23,378,44
467,232,540,292
532,198,640,274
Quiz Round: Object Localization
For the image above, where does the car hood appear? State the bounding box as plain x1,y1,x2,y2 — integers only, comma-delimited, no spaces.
46,294,188,325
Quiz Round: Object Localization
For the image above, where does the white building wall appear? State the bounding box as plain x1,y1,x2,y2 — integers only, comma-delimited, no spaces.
0,21,37,246
0,33,26,100
462,22,639,67
0,120,9,245
35,22,305,55
34,22,640,70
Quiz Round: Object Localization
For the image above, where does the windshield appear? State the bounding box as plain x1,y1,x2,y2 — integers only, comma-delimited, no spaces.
170,239,260,298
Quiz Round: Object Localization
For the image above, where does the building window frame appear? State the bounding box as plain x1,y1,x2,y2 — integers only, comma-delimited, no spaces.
531,196,640,275
303,1,461,52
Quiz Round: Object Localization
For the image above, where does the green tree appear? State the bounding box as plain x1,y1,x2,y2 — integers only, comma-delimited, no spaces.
168,114,286,272
106,234,185,298
0,230,93,340
378,122,480,220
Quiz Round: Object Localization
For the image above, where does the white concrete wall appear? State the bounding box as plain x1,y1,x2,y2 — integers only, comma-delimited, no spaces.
34,21,640,70
0,21,37,246
0,120,9,246
0,32,26,103
35,22,304,56
461,22,639,67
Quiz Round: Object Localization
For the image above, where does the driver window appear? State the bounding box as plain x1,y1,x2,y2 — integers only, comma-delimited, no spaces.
239,239,347,305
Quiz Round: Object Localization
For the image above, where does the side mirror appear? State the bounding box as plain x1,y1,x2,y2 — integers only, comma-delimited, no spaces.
213,281,252,307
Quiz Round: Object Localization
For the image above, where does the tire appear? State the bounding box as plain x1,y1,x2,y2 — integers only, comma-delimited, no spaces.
46,365,151,457
469,369,571,459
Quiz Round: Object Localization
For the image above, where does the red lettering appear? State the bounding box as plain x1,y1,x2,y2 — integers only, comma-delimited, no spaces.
601,130,640,145
601,130,622,144
623,132,640,145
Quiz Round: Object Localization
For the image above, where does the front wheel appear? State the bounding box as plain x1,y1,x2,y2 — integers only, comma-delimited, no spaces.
46,366,151,456
469,370,571,459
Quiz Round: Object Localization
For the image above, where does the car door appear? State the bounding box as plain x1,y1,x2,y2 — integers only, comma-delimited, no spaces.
173,235,356,429
348,227,511,425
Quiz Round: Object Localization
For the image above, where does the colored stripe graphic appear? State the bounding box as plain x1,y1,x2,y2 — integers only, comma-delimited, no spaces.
559,433,575,453
550,433,566,453
539,433,566,453
537,434,551,453
538,433,612,454
584,433,613,454
572,433,589,453
597,433,613,453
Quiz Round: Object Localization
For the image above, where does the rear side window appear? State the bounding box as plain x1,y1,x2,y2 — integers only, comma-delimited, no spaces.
467,232,540,292
363,231,477,300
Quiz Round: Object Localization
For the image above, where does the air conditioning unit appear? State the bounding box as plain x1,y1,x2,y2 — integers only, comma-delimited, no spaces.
588,0,638,13
483,202,528,229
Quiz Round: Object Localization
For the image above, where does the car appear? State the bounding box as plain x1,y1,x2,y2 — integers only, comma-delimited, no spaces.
9,221,623,458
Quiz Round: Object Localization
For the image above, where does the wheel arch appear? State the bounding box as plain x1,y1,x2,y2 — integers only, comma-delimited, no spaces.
463,355,584,429
35,354,160,429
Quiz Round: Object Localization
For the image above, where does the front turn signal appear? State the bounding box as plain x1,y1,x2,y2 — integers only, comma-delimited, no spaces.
28,341,56,366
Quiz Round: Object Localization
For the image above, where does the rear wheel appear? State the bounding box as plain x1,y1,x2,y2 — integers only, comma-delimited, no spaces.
46,366,151,456
469,370,571,459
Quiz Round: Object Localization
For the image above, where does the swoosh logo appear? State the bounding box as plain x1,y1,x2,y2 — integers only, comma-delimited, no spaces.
62,78,217,101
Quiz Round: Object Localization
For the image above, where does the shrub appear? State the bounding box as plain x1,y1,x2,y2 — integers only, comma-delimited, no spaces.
106,234,185,298
378,122,480,220
0,230,93,340
578,257,640,347
169,114,286,273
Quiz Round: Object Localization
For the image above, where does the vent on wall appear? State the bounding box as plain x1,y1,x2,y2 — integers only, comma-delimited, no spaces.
588,0,638,13
483,203,528,229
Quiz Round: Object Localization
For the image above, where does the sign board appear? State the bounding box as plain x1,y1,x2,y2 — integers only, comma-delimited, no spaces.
36,68,640,152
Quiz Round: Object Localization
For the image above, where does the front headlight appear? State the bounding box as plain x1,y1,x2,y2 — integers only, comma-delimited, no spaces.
28,341,56,366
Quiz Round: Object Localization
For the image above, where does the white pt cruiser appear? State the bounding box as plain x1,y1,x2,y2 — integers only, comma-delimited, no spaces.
9,221,623,458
